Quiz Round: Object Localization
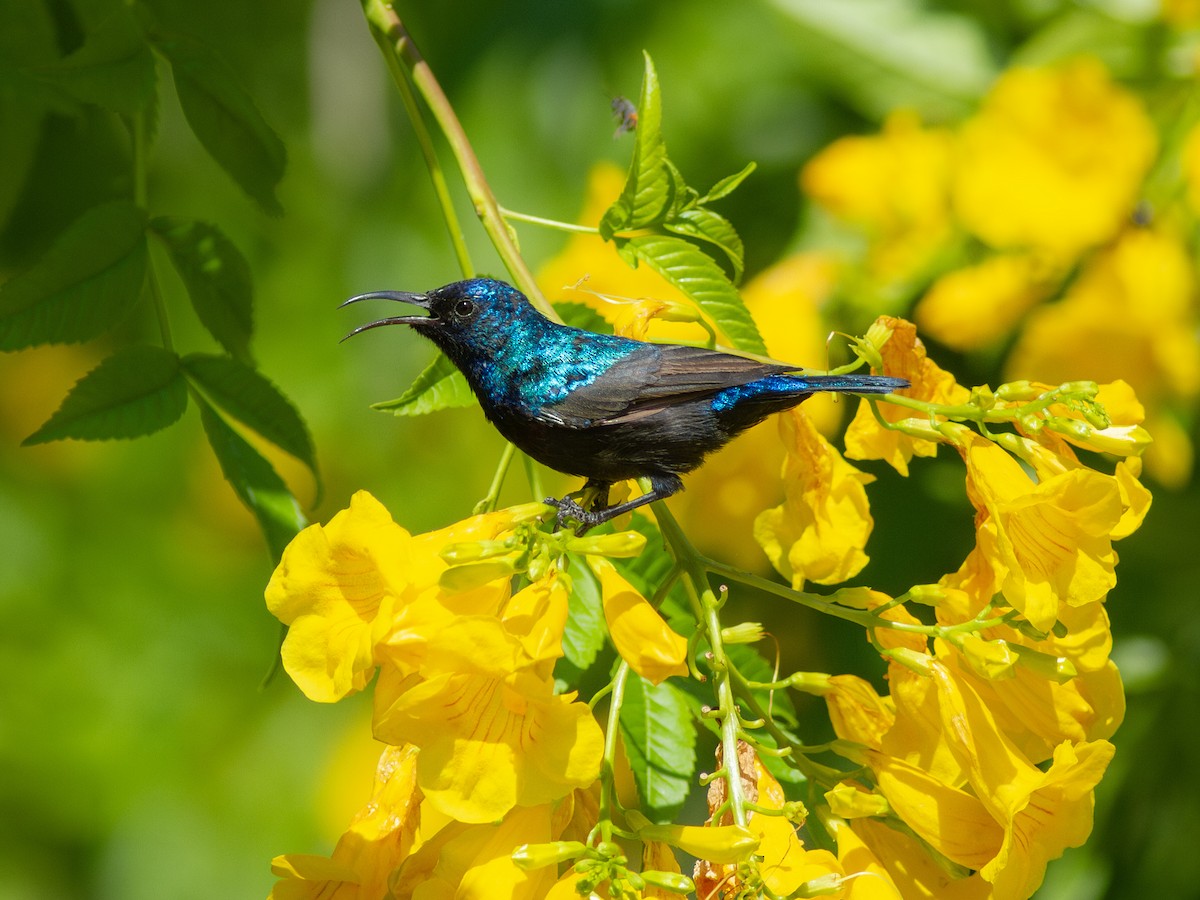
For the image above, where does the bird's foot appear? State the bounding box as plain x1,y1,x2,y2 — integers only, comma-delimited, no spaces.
544,496,605,536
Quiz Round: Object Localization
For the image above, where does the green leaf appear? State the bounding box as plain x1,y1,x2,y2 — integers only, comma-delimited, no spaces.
371,352,476,416
33,5,155,117
151,217,253,362
23,346,186,445
620,674,697,821
768,0,995,121
154,32,286,215
195,395,305,562
0,200,148,350
664,207,746,283
621,234,765,355
701,162,757,204
557,555,608,687
181,354,320,498
600,51,671,238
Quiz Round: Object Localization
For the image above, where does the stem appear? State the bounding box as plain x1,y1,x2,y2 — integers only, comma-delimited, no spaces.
597,660,631,842
500,207,600,235
474,441,516,514
360,0,559,322
653,500,749,828
368,26,473,277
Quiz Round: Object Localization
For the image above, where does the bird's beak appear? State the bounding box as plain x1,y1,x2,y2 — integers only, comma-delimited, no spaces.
339,291,436,341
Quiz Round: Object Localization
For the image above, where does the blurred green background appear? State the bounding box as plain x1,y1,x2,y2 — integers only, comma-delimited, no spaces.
2,0,1198,897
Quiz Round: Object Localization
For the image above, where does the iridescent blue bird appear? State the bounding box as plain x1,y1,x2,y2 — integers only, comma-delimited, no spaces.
342,278,908,533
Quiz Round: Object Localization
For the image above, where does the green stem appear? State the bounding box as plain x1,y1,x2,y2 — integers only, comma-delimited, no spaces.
474,442,516,514
597,660,631,842
652,500,749,828
500,207,600,235
360,0,559,322
368,26,473,277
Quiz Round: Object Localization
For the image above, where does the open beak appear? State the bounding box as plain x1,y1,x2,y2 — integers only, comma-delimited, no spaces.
339,291,436,341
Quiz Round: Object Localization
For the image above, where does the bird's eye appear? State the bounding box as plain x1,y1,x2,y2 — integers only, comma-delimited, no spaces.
454,299,476,318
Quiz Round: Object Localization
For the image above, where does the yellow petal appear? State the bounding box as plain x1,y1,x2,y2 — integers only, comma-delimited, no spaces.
590,557,688,685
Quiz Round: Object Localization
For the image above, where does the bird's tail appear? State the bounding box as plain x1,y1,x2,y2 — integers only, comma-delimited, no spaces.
799,374,909,394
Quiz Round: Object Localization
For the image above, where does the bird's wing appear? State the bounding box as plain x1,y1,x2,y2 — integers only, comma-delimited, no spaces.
538,343,793,427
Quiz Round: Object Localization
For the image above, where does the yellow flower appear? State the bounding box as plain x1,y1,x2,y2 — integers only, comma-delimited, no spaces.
1184,120,1200,213
390,803,561,900
268,743,422,900
959,431,1124,631
589,557,688,685
1006,227,1198,485
755,408,875,588
265,492,517,702
844,316,968,476
372,608,603,823
952,58,1156,258
831,821,904,899
264,491,417,702
853,817,992,899
803,110,954,279
914,254,1053,350
822,674,896,749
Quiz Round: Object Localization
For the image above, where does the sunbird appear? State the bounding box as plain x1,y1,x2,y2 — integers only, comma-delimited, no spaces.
343,278,908,533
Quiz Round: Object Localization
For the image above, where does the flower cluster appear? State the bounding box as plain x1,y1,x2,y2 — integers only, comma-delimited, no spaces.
803,56,1198,487
264,492,698,897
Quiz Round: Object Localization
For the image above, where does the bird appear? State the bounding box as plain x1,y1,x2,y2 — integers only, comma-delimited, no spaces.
341,277,908,534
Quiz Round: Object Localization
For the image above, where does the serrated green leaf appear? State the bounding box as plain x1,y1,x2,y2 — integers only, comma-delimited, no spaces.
371,352,476,416
151,217,253,362
557,555,608,686
32,5,155,116
0,200,148,350
196,395,305,562
768,0,995,121
621,234,765,355
23,345,186,445
154,32,286,215
600,51,671,238
555,301,613,335
701,162,757,204
620,674,697,820
664,207,746,283
181,354,319,498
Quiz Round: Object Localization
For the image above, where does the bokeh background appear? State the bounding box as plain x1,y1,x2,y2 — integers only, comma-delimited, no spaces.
2,0,1198,897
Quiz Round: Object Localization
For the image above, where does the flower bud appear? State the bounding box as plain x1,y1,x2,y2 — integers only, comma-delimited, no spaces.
438,558,516,591
905,583,949,606
824,783,889,818
440,538,514,564
958,634,1017,680
1015,645,1077,683
568,530,647,558
626,810,759,865
796,872,847,896
885,647,934,676
641,870,696,894
996,380,1040,402
512,841,586,871
721,622,765,644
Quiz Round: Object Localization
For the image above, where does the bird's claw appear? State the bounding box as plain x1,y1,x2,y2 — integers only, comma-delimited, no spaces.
544,496,601,536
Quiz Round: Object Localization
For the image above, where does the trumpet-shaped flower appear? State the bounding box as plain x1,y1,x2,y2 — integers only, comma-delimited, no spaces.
959,432,1124,631
589,557,687,685
372,609,603,823
268,744,422,900
845,316,968,476
756,408,875,588
952,58,1156,258
915,254,1052,351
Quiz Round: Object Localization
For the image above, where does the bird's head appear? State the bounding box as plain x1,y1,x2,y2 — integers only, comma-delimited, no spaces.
340,278,540,354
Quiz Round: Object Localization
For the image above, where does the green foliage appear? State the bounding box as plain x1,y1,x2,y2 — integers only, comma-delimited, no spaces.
152,31,287,215
619,673,698,822
0,201,148,350
558,555,607,685
600,53,766,355
151,218,255,364
23,345,187,445
371,352,476,416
